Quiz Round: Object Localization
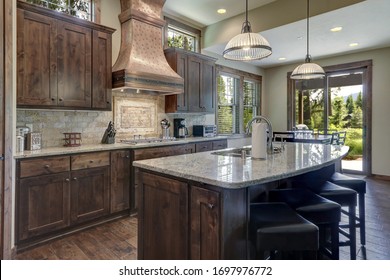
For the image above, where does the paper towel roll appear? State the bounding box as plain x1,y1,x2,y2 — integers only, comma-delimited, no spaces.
251,123,267,159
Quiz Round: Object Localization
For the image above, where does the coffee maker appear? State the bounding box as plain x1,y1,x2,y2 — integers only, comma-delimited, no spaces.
173,118,188,138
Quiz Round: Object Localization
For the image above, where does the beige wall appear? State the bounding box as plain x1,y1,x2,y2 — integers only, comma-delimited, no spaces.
264,47,390,176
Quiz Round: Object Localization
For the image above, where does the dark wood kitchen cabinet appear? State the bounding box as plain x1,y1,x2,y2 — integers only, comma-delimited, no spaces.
70,166,110,224
131,143,195,212
164,48,216,113
16,151,111,247
70,152,110,224
17,156,71,241
137,169,248,260
16,1,114,110
18,172,71,241
195,139,227,152
110,150,131,213
190,186,220,259
138,171,189,260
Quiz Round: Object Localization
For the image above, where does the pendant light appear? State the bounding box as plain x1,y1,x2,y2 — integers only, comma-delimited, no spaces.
223,0,272,61
291,0,325,79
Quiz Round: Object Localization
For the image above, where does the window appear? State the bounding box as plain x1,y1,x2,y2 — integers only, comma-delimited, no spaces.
164,17,201,52
25,0,93,21
217,70,261,135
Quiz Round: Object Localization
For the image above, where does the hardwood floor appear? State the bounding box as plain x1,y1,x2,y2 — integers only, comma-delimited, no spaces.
15,176,390,260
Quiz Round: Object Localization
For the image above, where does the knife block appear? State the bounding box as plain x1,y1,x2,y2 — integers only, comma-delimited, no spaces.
106,136,115,144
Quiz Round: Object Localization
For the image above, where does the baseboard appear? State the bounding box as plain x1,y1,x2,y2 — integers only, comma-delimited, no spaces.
372,174,390,181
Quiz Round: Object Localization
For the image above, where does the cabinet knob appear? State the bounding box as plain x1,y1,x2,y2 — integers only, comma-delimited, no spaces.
51,98,55,101
106,101,110,104
44,164,50,168
59,97,63,102
65,178,70,182
89,160,94,163
72,177,77,181
207,203,215,209
126,155,130,159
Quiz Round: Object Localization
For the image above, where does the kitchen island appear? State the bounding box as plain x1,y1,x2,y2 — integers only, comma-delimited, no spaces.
133,142,349,260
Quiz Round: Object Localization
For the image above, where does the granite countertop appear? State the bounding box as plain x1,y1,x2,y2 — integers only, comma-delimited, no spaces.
133,142,349,189
13,136,229,159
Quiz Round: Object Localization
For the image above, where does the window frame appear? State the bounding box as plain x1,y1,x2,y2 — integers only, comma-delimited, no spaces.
22,0,100,22
164,17,201,53
216,65,262,135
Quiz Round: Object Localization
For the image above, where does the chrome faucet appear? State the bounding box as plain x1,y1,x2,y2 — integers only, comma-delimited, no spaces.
245,115,274,153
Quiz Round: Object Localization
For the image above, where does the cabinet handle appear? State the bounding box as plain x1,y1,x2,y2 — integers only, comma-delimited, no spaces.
207,203,215,209
44,164,50,168
72,177,77,181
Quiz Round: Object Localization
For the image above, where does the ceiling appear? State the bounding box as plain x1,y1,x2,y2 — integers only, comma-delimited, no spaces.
163,0,390,68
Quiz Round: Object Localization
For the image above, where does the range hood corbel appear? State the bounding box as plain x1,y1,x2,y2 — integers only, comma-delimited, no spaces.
112,0,184,95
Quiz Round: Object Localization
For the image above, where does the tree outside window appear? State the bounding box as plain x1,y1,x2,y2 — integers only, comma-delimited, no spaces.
25,0,92,20
167,26,197,52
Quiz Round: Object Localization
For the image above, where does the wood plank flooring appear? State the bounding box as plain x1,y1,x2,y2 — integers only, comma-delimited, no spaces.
15,176,390,260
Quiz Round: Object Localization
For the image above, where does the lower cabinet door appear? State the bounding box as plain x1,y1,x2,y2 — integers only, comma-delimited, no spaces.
190,186,220,259
110,150,131,213
70,166,110,224
138,171,189,260
18,172,71,241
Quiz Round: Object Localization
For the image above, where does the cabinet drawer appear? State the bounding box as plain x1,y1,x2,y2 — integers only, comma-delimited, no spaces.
195,141,213,152
134,144,195,161
19,156,70,178
212,140,227,150
71,151,110,170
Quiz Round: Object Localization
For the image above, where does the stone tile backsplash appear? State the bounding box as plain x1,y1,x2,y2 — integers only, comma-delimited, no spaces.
17,95,216,148
17,109,113,148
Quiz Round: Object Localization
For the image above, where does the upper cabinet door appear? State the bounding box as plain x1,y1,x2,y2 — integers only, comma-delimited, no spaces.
17,9,58,106
16,1,114,111
57,21,92,108
201,59,216,113
187,55,202,112
92,30,112,110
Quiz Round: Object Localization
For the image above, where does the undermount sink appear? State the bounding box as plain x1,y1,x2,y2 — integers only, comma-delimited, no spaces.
211,146,283,157
211,147,252,157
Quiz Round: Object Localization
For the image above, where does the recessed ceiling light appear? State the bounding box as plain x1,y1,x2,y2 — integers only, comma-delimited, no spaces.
278,57,287,61
349,43,359,47
330,26,343,32
217,8,226,14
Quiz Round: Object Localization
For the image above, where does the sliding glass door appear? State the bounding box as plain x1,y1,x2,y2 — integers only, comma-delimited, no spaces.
288,61,372,175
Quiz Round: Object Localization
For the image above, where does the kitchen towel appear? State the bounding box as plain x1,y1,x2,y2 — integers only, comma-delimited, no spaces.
251,122,267,159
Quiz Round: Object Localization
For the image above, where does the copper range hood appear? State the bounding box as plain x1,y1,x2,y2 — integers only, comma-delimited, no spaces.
112,0,184,95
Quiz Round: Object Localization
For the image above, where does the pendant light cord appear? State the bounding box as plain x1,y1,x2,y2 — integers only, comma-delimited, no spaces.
246,0,249,24
306,0,310,61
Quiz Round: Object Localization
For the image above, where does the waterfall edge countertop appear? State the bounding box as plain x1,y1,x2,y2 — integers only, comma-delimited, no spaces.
133,142,349,189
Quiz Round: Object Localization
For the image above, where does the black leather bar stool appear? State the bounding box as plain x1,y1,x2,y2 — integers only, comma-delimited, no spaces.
329,172,366,246
269,188,341,260
250,202,319,260
297,181,358,260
